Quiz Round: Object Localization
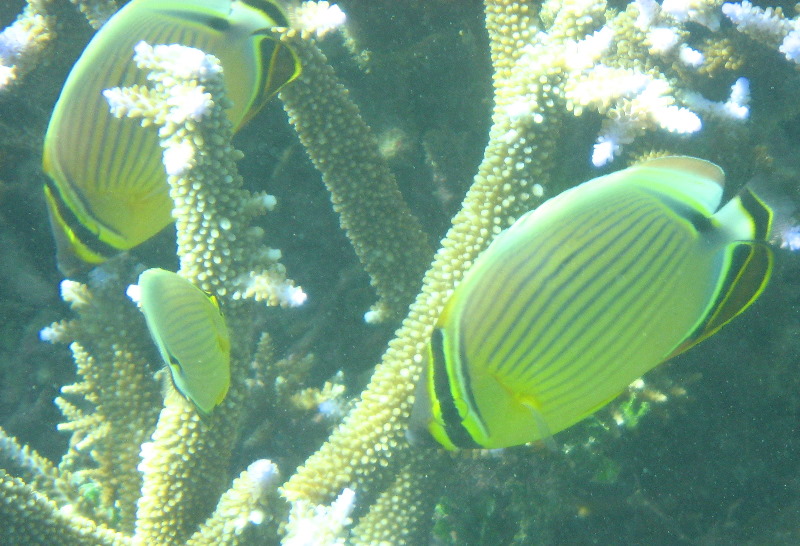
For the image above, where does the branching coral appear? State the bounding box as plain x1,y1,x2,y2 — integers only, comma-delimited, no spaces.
0,0,55,90
68,0,117,29
104,40,306,306
276,30,434,323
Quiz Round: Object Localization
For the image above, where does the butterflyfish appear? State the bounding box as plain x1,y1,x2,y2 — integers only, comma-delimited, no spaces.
43,0,301,276
133,268,230,416
409,156,778,450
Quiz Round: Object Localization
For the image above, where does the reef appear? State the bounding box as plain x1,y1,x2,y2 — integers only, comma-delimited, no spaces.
2,0,800,544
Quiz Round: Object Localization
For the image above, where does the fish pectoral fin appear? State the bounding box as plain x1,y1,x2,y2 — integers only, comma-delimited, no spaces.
518,394,558,452
671,241,773,359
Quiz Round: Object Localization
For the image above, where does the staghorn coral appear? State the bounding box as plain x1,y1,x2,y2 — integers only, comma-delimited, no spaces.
50,273,161,532
2,0,800,544
0,0,56,91
276,30,434,323
68,0,117,29
103,40,306,307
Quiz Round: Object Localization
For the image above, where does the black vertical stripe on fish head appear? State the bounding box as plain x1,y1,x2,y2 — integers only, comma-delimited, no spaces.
167,351,185,375
44,192,102,277
431,327,482,449
407,357,439,447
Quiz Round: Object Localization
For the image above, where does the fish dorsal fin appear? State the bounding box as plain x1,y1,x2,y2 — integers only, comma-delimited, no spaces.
638,156,725,189
634,156,726,216
668,241,773,359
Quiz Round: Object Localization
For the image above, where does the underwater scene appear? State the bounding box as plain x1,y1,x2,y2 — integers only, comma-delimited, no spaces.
2,0,800,544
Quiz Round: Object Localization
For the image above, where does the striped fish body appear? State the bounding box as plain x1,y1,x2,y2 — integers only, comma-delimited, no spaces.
410,156,774,450
43,0,300,275
136,268,230,416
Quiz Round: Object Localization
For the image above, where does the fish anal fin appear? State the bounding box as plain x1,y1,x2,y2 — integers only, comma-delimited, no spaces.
670,241,773,359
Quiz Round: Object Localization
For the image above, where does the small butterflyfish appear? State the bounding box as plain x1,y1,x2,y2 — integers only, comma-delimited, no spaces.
130,268,230,416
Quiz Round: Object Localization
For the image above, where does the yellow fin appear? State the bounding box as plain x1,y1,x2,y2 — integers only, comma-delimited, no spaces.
670,241,773,359
632,155,725,216
637,156,725,190
519,395,557,452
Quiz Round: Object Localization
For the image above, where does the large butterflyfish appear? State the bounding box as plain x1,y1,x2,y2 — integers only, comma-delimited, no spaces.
409,156,782,450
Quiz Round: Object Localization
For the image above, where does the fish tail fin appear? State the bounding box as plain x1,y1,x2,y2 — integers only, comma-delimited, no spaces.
715,170,800,248
672,177,788,356
713,175,785,244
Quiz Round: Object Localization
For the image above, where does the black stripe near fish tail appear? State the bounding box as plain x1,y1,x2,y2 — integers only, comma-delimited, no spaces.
672,187,775,352
739,187,773,240
682,241,773,351
243,0,290,27
680,204,714,233
431,328,482,449
642,188,715,235
161,9,229,33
